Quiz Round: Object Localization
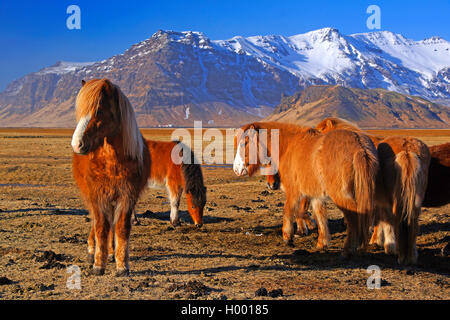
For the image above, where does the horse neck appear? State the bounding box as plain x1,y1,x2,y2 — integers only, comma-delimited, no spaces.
261,125,306,162
276,126,308,158
97,131,127,163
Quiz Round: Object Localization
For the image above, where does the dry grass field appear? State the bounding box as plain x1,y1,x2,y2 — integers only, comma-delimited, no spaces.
0,127,449,300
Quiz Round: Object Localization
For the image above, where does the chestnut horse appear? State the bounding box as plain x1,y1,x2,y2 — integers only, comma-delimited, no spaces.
422,142,450,207
144,139,207,227
316,118,431,264
233,122,379,257
72,79,150,276
89,139,207,263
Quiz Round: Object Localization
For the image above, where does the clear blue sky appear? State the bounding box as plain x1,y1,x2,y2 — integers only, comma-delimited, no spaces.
1,0,449,90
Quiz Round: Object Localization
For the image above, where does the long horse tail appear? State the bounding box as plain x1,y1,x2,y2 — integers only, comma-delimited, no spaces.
353,141,379,248
394,151,425,224
176,141,207,209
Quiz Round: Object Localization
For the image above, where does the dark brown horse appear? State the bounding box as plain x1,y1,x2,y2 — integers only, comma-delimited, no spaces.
72,79,150,276
422,142,450,207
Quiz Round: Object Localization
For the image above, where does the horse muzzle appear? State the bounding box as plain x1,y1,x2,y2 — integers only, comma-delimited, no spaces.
233,166,248,176
72,141,90,155
267,181,280,190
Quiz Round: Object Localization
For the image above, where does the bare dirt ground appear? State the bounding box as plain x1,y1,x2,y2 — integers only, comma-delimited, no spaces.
0,128,449,300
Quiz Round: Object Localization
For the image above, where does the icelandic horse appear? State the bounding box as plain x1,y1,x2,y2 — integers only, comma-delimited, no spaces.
72,78,150,276
316,118,431,264
422,142,450,207
91,139,207,263
143,139,207,227
233,122,379,257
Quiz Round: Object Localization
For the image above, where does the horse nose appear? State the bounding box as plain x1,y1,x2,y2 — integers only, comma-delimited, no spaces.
72,141,88,154
72,141,82,154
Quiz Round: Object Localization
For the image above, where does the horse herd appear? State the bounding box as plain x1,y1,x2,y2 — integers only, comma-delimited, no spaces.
71,78,449,276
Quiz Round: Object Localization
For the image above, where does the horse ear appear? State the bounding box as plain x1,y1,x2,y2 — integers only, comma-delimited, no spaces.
326,119,334,128
81,80,86,87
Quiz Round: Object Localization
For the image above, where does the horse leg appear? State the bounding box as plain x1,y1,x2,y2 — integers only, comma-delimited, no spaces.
295,198,316,236
107,228,115,262
379,207,396,255
405,208,420,265
92,212,110,275
87,221,95,264
168,185,182,227
311,198,329,249
282,194,298,246
114,203,133,276
340,208,359,258
131,210,139,226
369,207,382,246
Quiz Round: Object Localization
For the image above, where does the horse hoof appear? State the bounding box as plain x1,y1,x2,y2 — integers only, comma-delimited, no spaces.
115,269,130,277
316,243,328,251
108,254,115,263
170,220,180,227
384,243,396,255
91,266,105,276
283,239,294,247
87,254,94,264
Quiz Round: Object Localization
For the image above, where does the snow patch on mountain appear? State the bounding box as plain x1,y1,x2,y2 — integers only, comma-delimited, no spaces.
36,61,96,75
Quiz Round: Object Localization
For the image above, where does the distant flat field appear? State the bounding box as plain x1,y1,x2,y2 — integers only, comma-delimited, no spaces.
0,128,449,300
1,127,449,145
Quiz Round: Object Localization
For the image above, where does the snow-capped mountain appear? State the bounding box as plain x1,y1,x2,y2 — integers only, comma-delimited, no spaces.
0,28,449,127
215,28,450,103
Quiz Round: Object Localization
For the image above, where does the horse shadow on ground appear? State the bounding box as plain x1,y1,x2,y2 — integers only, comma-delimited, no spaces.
419,221,450,235
0,208,88,220
132,216,449,277
135,210,233,225
132,245,449,278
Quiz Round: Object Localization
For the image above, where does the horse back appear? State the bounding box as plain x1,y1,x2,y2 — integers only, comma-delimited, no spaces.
146,140,182,186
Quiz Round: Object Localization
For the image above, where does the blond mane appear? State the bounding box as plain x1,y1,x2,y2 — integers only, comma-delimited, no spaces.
75,79,144,167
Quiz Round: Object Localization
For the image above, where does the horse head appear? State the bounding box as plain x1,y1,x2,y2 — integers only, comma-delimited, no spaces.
266,172,281,190
233,124,262,177
71,79,121,155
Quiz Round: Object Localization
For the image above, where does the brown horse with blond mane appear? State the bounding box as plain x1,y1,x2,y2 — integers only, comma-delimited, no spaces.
316,117,431,265
144,140,207,227
72,79,150,276
233,122,379,257
88,139,207,264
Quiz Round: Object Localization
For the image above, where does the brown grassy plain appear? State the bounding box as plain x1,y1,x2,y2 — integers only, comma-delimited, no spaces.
0,127,448,300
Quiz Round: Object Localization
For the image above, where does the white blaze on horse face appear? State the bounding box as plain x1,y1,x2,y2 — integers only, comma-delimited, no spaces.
71,114,91,153
233,141,247,176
